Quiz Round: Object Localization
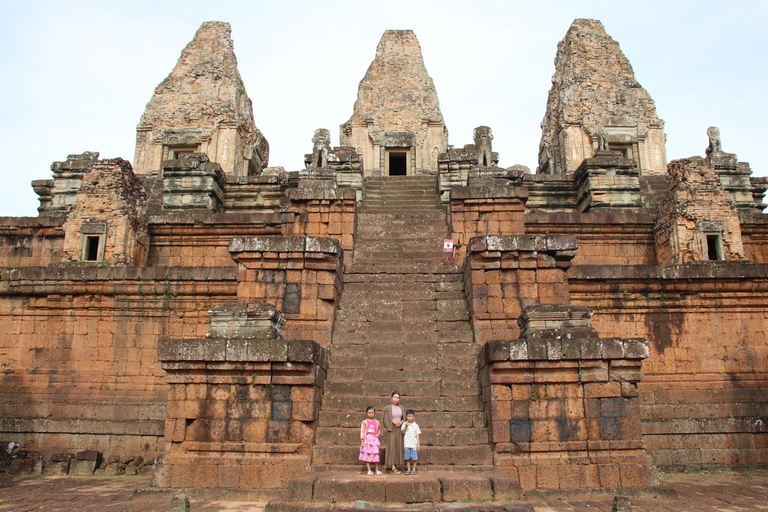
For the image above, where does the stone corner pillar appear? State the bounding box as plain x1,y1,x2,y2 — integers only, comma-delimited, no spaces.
479,303,657,492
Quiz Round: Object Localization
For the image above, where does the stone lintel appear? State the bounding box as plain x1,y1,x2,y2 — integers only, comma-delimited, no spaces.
158,337,324,366
469,234,577,254
451,186,529,202
229,236,343,270
288,187,357,202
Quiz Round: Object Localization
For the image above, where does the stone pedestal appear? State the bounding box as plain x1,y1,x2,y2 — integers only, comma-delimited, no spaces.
574,151,642,211
154,303,327,489
162,154,225,212
480,304,657,491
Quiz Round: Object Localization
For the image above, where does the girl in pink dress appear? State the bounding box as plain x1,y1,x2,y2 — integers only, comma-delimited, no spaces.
359,406,382,476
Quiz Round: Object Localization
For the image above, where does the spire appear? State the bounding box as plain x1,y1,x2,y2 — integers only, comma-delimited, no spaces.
538,19,666,175
134,22,268,176
342,30,448,175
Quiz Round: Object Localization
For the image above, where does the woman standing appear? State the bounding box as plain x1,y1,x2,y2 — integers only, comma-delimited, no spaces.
382,391,405,474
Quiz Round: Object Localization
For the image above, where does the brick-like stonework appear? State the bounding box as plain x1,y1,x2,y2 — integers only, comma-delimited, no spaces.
154,303,326,489
3,19,767,495
655,156,746,265
62,158,148,265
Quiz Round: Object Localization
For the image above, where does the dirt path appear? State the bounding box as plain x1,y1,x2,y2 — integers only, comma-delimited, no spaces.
0,470,766,511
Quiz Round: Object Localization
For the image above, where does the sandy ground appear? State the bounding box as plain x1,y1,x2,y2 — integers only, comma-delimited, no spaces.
0,469,766,511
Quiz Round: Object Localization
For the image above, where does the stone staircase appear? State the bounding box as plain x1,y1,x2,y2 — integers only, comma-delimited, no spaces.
268,176,518,510
312,175,493,471
354,175,448,266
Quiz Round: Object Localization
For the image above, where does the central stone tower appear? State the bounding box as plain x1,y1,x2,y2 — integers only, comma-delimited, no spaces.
341,30,449,176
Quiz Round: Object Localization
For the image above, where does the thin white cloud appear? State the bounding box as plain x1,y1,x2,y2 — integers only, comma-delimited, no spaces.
0,0,765,216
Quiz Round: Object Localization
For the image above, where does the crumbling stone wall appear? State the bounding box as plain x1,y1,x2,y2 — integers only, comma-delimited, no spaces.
655,157,746,265
569,264,768,469
229,236,343,346
481,305,656,490
284,188,356,253
0,217,65,267
154,304,326,489
465,235,576,344
525,212,658,266
62,158,148,265
450,186,528,266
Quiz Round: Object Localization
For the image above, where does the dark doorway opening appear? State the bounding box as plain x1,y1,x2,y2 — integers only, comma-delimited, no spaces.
706,234,722,260
84,235,101,261
389,152,407,176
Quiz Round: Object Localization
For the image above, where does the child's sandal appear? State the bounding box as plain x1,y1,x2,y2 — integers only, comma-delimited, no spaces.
376,470,383,476
367,470,374,476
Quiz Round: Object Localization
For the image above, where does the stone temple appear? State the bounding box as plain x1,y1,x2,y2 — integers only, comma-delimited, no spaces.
1,19,767,502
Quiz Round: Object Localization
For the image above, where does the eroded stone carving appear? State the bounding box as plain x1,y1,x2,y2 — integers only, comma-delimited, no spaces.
308,129,331,168
705,126,722,157
473,126,494,167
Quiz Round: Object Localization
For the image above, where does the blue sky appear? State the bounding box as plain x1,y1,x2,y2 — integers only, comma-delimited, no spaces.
1,0,766,216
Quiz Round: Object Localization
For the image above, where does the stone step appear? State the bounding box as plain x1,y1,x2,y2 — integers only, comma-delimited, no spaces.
324,368,478,385
353,251,447,262
311,444,494,466
318,410,486,429
267,470,523,510
329,341,476,357
323,380,481,397
361,206,441,214
315,426,489,447
334,308,468,323
319,395,484,413
332,319,470,333
357,211,445,220
342,273,463,284
344,262,461,275
331,330,473,344
327,353,477,371
335,297,463,312
342,285,462,298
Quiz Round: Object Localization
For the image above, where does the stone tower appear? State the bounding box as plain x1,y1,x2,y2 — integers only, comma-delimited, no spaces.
538,19,666,175
341,30,448,176
133,22,268,177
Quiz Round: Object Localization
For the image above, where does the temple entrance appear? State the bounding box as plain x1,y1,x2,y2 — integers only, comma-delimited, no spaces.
386,150,408,176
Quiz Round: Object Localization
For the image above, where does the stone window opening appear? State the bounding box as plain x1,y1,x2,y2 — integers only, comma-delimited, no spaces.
79,221,107,262
704,233,724,261
82,235,103,262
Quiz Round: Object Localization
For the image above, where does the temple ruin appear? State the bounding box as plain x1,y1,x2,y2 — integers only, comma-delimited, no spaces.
1,18,767,504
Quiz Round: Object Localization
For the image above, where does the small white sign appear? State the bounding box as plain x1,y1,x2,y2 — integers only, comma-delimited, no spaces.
444,239,454,252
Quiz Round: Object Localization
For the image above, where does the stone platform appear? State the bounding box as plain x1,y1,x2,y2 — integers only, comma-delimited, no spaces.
265,470,522,512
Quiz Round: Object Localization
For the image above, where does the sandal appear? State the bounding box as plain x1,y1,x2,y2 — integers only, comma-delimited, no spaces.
376,470,383,476
410,470,417,475
367,470,374,476
392,469,401,475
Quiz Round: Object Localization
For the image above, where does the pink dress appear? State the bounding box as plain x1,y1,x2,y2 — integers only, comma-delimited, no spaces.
359,418,381,463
